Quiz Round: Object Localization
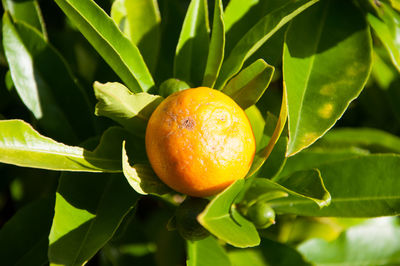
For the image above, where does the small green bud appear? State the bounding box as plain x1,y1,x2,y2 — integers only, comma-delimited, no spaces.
159,78,190,98
246,202,276,229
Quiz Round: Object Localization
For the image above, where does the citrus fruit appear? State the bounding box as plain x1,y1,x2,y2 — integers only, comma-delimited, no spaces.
145,87,256,197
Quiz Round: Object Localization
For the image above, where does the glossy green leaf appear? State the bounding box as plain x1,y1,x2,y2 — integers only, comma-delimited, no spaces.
215,0,318,90
54,0,154,92
174,0,210,85
244,170,330,210
271,154,400,217
222,59,274,109
229,238,311,266
0,197,54,266
2,13,95,143
223,0,259,33
298,217,400,265
94,82,163,136
158,78,190,98
245,105,265,150
198,180,260,248
187,237,231,266
372,48,398,90
202,0,225,88
122,141,171,195
49,172,139,265
284,0,372,156
2,0,46,37
111,0,161,73
247,85,287,177
317,127,400,154
0,120,125,172
368,2,400,72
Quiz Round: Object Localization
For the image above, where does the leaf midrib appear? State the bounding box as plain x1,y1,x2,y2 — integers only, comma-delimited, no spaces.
290,1,330,151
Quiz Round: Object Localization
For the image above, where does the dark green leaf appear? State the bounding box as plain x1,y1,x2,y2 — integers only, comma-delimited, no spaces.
298,217,400,265
174,0,210,85
187,237,231,266
215,0,318,90
284,0,372,155
271,154,400,217
368,2,400,72
54,0,155,92
94,82,163,136
48,172,139,265
222,59,274,109
198,180,260,248
0,120,124,172
202,0,225,88
0,197,54,266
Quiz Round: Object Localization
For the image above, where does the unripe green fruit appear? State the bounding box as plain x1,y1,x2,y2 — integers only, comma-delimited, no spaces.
175,197,210,241
159,78,190,98
246,202,276,229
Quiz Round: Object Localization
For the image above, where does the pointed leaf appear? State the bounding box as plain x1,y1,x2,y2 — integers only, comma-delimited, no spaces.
0,197,54,266
174,0,210,85
54,0,154,92
272,154,400,217
94,82,163,136
368,2,400,72
298,218,400,265
187,237,231,266
222,59,274,109
198,180,260,248
284,0,373,155
48,172,139,265
202,0,225,88
247,84,287,177
245,105,265,150
122,141,171,195
0,120,125,172
215,0,318,90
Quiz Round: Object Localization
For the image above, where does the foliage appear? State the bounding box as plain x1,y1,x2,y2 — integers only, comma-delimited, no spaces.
0,0,400,265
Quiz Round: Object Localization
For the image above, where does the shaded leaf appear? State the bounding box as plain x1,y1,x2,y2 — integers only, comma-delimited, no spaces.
245,105,265,150
187,237,231,266
48,172,139,265
222,59,274,109
122,141,171,195
198,180,260,248
298,217,400,265
0,120,125,172
284,0,372,155
271,154,400,217
215,0,318,90
174,0,210,85
202,0,225,88
94,82,163,136
0,197,54,266
54,0,154,92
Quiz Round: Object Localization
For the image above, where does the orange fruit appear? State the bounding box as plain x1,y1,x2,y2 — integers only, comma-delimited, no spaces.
145,87,256,197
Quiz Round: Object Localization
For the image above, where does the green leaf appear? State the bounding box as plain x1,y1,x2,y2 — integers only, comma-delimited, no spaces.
222,59,274,109
2,13,95,143
48,172,139,265
368,2,400,72
247,85,287,177
245,105,265,150
316,127,400,154
94,82,163,136
298,217,400,265
284,0,373,156
215,0,318,90
228,238,311,266
2,0,47,37
187,237,231,266
54,0,154,92
198,180,260,248
0,120,125,172
244,170,331,210
174,0,210,85
202,0,225,88
223,0,259,33
0,197,54,266
122,141,171,195
159,78,190,98
111,0,161,73
271,154,400,217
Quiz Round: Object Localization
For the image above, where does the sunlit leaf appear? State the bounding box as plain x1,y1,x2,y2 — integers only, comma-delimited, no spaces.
187,237,231,266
